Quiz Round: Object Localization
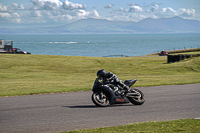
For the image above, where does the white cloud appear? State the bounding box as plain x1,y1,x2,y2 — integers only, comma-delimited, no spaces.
77,10,89,17
62,0,86,10
0,12,21,23
106,2,197,22
108,11,147,22
29,0,87,10
119,7,123,11
128,3,137,6
178,8,195,17
76,10,99,19
13,19,21,23
153,7,196,19
0,0,99,26
12,13,20,18
11,3,25,10
104,4,113,9
48,13,73,22
90,10,100,18
129,6,143,12
0,1,198,28
161,7,176,13
30,0,62,10
151,3,160,12
0,13,12,18
34,10,42,17
0,3,8,11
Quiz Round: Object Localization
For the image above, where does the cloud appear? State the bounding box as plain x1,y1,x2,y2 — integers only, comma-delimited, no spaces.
178,8,195,17
29,0,86,10
90,10,100,17
0,3,8,11
107,2,197,22
11,3,25,10
154,7,195,19
30,0,62,10
62,0,86,10
129,6,143,12
108,12,147,22
0,12,21,23
128,3,137,6
0,1,198,28
117,4,143,12
161,7,176,13
151,3,160,12
0,13,11,18
0,0,99,26
104,4,113,9
119,7,123,11
77,10,99,18
33,10,42,17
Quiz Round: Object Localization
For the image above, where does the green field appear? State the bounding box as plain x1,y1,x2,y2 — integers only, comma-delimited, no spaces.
65,119,200,133
0,54,200,97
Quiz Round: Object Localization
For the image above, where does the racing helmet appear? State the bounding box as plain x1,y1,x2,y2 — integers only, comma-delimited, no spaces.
97,69,106,79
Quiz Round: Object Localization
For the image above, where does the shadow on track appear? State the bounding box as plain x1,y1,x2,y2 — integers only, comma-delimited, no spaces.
62,105,98,108
62,104,134,108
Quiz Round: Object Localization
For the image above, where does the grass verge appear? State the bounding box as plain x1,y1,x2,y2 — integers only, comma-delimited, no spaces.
64,119,200,133
0,54,200,97
149,48,200,56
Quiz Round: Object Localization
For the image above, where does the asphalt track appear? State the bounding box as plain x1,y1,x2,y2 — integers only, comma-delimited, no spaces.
0,84,200,133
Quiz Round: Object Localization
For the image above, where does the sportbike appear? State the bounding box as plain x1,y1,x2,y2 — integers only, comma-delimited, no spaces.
91,78,145,107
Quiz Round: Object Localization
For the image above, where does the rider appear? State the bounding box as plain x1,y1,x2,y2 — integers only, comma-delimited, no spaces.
96,69,131,92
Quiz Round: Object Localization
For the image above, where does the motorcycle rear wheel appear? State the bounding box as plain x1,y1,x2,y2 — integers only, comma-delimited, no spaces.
92,92,109,107
128,89,145,105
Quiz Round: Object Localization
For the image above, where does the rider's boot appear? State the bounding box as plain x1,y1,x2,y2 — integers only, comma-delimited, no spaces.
123,85,131,92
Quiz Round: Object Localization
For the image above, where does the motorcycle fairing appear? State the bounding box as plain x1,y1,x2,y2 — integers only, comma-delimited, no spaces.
124,79,137,87
114,96,130,104
93,85,116,105
93,85,130,104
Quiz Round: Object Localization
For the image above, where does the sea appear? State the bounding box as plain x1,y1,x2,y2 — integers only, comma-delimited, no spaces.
1,34,200,57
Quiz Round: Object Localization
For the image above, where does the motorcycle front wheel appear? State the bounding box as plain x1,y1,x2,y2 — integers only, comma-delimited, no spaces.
128,89,145,105
91,92,109,107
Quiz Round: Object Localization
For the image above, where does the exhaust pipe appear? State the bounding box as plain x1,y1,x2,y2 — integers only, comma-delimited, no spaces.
126,92,141,98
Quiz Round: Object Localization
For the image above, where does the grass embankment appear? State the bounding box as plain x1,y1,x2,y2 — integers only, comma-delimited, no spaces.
167,48,200,55
0,54,200,97
149,48,200,56
65,119,200,133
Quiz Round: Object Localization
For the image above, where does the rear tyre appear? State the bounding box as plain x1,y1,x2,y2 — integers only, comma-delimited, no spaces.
92,92,109,107
128,89,145,105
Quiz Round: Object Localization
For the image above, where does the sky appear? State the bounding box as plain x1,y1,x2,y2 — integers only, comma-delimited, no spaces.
0,0,200,28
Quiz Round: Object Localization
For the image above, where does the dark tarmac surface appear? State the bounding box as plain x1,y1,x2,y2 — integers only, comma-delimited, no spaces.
0,84,200,133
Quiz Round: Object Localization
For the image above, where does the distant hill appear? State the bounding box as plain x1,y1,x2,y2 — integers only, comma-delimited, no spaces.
1,17,200,34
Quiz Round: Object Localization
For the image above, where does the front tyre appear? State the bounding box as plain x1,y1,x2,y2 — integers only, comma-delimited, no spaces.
92,92,109,107
128,89,145,105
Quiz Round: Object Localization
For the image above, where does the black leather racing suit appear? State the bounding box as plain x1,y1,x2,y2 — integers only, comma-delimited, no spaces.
102,72,129,91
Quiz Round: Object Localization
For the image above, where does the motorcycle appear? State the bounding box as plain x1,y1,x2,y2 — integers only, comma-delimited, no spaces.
91,78,145,107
